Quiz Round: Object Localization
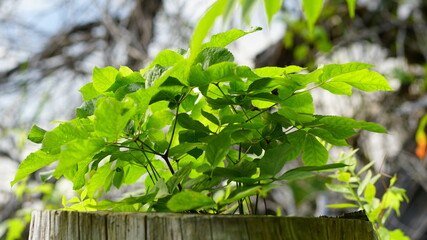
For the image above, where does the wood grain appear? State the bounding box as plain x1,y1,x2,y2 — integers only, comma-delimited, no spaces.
29,210,378,240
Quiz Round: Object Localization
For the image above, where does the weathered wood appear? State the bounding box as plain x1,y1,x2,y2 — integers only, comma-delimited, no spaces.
29,210,378,240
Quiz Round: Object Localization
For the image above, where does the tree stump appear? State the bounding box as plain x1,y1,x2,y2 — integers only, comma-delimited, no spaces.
29,210,377,240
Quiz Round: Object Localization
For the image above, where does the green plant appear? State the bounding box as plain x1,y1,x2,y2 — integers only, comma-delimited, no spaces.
10,23,393,213
327,150,410,240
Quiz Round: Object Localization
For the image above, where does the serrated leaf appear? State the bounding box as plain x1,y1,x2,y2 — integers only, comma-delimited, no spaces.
167,191,215,212
302,0,324,35
92,66,118,93
332,69,394,92
28,125,47,144
264,0,282,24
11,150,58,185
302,135,328,166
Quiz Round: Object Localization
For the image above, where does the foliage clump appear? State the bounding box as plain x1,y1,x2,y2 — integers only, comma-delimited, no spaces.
12,27,394,214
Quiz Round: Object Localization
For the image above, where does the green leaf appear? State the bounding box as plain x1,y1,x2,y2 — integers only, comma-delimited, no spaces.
166,162,193,192
114,83,145,100
309,128,350,146
278,163,346,181
76,99,97,118
87,162,112,198
320,82,353,96
112,167,124,189
320,62,374,82
146,110,174,130
6,218,26,240
201,110,220,125
144,64,169,87
177,113,212,133
302,135,328,166
206,62,240,83
79,82,101,101
92,66,118,92
148,49,184,68
94,98,135,141
264,0,282,24
221,186,262,205
302,0,324,35
346,0,357,18
41,121,91,154
364,182,376,204
28,125,47,144
327,203,359,208
205,132,231,167
127,88,151,116
259,140,304,177
53,139,105,178
283,92,314,114
169,143,205,158
202,27,262,49
188,64,210,87
331,69,394,92
253,66,305,77
167,191,215,212
195,47,234,70
189,0,228,61
11,150,57,185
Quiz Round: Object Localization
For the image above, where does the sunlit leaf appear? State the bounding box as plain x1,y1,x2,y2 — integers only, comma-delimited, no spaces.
92,66,118,92
11,150,57,185
264,0,283,24
167,191,215,212
302,0,324,35
332,69,394,92
28,125,47,144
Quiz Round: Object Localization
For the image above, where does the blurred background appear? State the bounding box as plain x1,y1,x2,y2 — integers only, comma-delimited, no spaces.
1,0,426,239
